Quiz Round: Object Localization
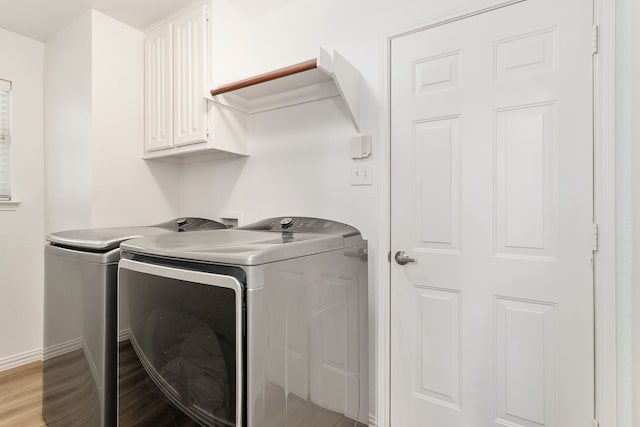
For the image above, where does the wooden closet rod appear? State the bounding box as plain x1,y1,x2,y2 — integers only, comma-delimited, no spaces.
210,59,318,96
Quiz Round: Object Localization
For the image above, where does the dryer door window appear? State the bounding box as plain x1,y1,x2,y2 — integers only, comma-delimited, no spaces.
118,265,242,427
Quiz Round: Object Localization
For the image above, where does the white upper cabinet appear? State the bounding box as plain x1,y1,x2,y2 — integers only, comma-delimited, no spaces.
173,5,207,147
144,2,248,163
145,22,173,152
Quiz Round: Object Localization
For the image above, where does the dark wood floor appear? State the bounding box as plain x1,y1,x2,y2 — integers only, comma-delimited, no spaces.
118,340,202,426
119,340,367,427
1,354,368,427
42,348,100,427
0,361,46,427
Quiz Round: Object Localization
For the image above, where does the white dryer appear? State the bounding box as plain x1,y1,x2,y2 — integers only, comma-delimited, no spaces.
117,217,368,427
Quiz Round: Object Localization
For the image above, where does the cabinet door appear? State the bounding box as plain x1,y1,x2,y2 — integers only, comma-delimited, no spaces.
144,22,173,152
173,5,208,147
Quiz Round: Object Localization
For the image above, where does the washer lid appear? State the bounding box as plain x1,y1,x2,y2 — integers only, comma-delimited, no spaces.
120,229,346,266
46,217,227,252
46,226,173,252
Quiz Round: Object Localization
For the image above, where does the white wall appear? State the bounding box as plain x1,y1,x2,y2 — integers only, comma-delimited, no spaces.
44,11,92,233
616,0,640,425
210,0,250,87
180,97,375,229
45,10,180,234
622,0,640,423
0,28,44,364
91,11,179,228
633,0,640,419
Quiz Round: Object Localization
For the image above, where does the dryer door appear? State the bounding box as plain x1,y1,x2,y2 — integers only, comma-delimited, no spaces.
118,259,243,427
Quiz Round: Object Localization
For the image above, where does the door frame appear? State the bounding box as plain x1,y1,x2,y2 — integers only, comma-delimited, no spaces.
378,0,617,426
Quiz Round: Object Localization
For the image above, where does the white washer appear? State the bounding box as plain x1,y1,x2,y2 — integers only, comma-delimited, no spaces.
43,218,226,427
117,217,368,427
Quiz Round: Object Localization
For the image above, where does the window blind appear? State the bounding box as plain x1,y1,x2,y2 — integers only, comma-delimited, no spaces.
0,79,11,201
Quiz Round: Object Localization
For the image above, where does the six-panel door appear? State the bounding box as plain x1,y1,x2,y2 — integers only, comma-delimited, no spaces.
390,0,595,425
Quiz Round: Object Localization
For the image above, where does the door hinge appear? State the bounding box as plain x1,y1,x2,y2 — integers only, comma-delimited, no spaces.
592,222,599,252
593,419,600,427
204,7,210,21
592,25,600,55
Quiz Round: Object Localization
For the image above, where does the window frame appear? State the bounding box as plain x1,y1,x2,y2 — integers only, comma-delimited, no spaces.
0,78,12,202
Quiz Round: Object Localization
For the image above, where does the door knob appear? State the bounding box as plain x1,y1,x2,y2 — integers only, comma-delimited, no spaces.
394,251,416,265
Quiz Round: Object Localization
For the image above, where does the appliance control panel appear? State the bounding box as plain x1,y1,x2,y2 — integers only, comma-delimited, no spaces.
154,217,227,232
240,217,359,237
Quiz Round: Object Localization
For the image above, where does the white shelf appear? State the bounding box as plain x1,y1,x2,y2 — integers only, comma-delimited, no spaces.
208,48,361,131
143,140,249,164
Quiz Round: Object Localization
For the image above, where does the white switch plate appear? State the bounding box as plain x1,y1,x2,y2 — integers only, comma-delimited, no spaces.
351,163,373,186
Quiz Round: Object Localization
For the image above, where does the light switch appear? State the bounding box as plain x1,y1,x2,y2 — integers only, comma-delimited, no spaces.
351,163,373,186
351,135,372,159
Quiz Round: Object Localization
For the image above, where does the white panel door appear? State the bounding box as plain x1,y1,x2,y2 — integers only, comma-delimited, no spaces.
144,22,173,152
390,0,594,426
173,5,208,147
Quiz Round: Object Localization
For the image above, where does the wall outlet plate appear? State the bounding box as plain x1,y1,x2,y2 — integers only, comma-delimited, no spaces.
219,211,242,228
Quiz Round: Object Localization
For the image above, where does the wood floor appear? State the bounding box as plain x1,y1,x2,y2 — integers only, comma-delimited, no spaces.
1,356,368,427
118,340,201,426
119,340,366,427
42,348,101,427
0,362,46,427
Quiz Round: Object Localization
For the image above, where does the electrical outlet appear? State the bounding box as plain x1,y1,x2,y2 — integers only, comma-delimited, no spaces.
219,211,242,228
351,163,373,186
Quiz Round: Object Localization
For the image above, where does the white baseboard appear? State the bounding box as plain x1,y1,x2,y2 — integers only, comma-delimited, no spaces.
118,329,130,342
43,337,84,361
0,347,43,372
369,414,378,426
